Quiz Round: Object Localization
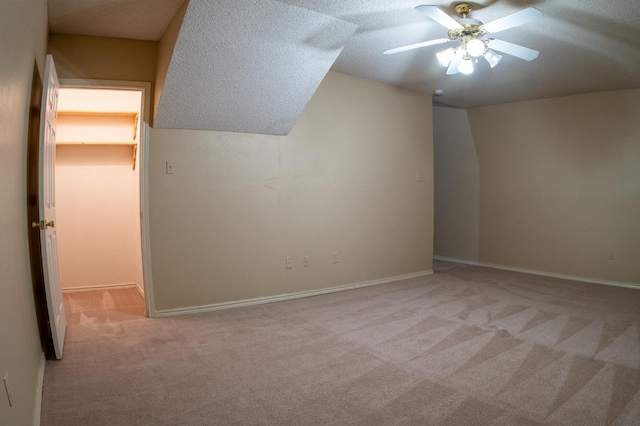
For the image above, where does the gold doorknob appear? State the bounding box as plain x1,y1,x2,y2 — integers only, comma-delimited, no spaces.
31,220,55,229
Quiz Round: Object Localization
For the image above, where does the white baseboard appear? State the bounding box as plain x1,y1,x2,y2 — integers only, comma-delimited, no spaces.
433,255,640,290
135,283,145,298
33,352,45,426
62,283,137,293
154,270,434,318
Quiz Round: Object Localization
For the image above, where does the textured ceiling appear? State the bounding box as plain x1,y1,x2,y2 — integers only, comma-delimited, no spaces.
154,0,357,134
48,0,640,117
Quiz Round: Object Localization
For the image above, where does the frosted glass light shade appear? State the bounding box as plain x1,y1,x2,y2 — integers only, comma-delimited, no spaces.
436,48,455,67
483,50,502,68
466,39,485,57
458,57,474,74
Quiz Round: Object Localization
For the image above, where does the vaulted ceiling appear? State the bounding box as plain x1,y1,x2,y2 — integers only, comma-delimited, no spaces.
49,0,640,134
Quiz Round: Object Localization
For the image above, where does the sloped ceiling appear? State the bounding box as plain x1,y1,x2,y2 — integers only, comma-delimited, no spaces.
48,0,640,133
154,0,358,135
48,0,184,41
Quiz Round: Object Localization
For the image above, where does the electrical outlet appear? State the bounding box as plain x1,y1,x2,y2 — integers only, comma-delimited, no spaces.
608,251,615,261
304,256,310,267
166,161,175,174
285,257,293,269
332,252,339,264
3,373,13,407
416,172,427,182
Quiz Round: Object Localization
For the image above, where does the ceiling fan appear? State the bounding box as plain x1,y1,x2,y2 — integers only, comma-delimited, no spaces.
384,3,543,75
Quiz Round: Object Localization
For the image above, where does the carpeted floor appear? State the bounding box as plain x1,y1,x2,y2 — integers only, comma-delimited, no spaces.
40,261,640,425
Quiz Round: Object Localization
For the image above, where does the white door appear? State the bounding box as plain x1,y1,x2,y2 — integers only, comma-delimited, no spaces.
39,54,67,359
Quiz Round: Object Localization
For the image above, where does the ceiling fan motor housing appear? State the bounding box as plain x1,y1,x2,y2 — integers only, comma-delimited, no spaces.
454,3,473,17
449,3,485,42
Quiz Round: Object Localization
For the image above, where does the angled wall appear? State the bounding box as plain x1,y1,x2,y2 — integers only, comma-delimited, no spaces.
433,106,479,261
154,0,188,122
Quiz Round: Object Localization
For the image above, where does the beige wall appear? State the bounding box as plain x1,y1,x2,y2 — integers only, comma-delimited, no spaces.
433,106,479,261
56,146,142,290
0,1,48,425
467,89,640,285
149,71,434,311
48,34,157,121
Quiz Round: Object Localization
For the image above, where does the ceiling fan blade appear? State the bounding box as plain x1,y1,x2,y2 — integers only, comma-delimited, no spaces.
487,39,539,61
383,38,451,55
446,55,461,75
416,5,463,30
481,7,543,34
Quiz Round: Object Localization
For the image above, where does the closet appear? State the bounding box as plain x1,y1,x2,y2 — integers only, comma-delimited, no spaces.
55,88,145,295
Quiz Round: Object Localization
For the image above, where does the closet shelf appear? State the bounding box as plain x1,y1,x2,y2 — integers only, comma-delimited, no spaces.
56,142,136,146
56,142,138,170
58,111,138,117
57,110,139,140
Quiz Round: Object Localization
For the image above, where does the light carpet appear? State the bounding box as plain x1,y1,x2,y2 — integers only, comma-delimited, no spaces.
40,261,640,425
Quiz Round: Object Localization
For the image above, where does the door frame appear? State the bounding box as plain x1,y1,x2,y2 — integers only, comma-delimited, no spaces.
58,78,156,317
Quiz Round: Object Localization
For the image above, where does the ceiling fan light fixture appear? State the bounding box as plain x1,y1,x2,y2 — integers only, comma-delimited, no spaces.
466,39,485,57
436,48,455,66
483,49,502,68
458,57,474,74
